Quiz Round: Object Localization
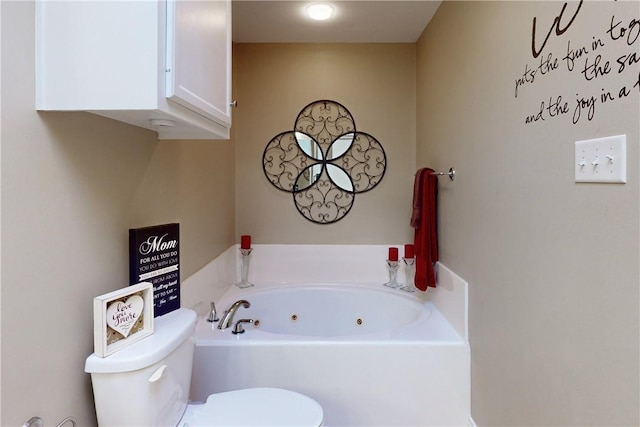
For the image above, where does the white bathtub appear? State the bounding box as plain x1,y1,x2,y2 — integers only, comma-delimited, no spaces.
190,283,470,426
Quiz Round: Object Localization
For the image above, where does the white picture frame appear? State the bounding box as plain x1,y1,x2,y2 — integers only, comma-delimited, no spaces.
93,282,154,357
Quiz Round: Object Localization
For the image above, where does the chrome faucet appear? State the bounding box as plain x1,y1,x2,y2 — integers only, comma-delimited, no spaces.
217,299,250,330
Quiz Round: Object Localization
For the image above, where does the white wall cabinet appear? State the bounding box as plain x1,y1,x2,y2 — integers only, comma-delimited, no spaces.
36,0,232,140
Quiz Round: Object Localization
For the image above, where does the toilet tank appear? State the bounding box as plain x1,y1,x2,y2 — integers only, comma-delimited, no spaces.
85,308,197,427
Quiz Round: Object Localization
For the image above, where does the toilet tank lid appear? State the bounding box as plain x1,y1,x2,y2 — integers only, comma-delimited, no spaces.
84,308,197,374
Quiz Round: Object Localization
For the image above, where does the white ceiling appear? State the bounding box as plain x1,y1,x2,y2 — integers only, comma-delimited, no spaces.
232,1,442,43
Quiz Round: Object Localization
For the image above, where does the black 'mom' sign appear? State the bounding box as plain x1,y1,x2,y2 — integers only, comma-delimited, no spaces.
129,223,180,317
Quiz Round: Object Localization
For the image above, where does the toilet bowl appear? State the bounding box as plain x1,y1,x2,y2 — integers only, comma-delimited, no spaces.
85,308,323,426
180,387,323,426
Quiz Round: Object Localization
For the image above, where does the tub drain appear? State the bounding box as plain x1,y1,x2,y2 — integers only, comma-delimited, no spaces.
356,318,364,326
290,314,298,321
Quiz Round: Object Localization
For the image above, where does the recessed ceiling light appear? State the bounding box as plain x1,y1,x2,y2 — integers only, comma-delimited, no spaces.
305,3,334,21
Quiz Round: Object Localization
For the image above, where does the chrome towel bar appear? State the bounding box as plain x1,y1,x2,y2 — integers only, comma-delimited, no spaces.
430,167,455,181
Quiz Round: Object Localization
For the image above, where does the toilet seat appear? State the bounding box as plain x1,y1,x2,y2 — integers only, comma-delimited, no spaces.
180,387,324,427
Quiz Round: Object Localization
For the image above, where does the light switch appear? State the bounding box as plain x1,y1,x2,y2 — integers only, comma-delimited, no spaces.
575,134,626,183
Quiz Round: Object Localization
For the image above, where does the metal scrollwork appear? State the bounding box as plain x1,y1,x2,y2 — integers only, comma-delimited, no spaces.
262,100,387,224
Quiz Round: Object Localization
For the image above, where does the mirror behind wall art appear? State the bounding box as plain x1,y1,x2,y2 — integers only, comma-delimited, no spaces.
262,100,387,224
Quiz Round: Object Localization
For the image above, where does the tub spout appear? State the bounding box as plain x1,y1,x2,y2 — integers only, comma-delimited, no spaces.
218,299,250,330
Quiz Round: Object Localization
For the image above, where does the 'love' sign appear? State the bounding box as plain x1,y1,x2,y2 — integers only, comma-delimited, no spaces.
106,295,144,338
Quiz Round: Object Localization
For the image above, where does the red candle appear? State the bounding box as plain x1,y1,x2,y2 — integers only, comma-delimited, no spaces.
388,247,398,261
404,244,415,259
240,235,251,249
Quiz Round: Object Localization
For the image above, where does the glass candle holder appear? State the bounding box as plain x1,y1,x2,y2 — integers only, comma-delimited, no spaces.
234,248,254,288
400,257,416,293
383,259,401,289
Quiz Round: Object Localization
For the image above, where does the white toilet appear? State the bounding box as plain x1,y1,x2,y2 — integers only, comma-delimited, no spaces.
84,308,324,426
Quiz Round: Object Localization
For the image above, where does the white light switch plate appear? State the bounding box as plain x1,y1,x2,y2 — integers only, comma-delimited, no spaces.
575,134,626,183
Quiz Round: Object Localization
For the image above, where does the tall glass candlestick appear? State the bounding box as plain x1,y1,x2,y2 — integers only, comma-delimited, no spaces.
400,257,416,292
383,259,401,289
234,248,254,288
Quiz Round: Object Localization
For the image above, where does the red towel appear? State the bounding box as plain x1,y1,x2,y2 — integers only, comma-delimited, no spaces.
412,168,438,290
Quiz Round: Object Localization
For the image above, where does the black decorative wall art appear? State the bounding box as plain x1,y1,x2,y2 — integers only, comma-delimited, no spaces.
262,100,387,224
129,223,180,317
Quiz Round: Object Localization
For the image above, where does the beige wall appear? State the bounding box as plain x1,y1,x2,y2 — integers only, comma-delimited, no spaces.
1,2,235,425
417,1,639,425
234,43,417,244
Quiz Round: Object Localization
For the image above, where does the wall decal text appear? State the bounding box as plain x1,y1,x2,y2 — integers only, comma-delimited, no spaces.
531,0,583,58
515,1,639,126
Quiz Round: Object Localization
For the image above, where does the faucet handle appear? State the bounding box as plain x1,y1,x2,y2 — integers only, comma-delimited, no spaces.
232,318,254,335
207,301,220,322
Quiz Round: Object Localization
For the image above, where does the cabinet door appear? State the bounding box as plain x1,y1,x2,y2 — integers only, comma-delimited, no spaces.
166,0,231,127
